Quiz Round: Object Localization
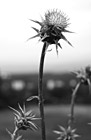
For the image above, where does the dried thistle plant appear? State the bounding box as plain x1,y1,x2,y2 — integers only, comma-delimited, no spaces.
54,125,79,140
69,66,91,125
29,9,73,140
9,103,40,131
7,103,40,140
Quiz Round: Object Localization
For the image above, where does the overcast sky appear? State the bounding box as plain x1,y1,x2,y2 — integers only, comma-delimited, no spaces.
0,0,91,74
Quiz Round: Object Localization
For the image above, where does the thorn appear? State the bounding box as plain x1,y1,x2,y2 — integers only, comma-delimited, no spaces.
58,43,62,49
56,45,58,55
61,34,73,47
31,27,39,33
29,19,43,26
27,34,40,41
8,106,21,116
63,29,75,33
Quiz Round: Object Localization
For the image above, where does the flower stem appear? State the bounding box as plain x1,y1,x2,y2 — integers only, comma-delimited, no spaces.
69,82,81,126
38,42,48,140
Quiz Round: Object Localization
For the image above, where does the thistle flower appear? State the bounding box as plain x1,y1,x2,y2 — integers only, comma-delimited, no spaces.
9,103,40,131
73,66,91,84
29,9,73,54
54,125,79,140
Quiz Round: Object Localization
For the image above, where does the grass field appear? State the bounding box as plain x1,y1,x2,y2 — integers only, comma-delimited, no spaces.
0,105,91,140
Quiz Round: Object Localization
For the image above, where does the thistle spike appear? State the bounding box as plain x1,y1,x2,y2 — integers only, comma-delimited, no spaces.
9,106,21,116
28,121,38,131
58,43,62,49
30,19,43,26
23,103,26,114
31,27,39,33
53,130,61,134
63,29,74,33
25,110,33,117
55,43,58,55
18,103,25,116
61,34,73,47
13,113,20,120
27,34,40,41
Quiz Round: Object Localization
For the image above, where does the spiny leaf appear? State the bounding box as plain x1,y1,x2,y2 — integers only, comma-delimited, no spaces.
28,121,38,131
55,41,62,55
23,103,26,114
27,96,39,102
61,34,73,47
30,19,43,26
55,43,58,55
16,135,22,140
9,106,21,116
18,103,25,116
74,134,80,138
26,113,36,119
27,34,40,41
58,43,62,49
13,113,20,120
57,136,62,140
31,27,39,33
63,29,74,33
71,128,76,133
25,110,33,116
59,125,65,131
53,130,61,134
30,117,41,120
14,116,19,124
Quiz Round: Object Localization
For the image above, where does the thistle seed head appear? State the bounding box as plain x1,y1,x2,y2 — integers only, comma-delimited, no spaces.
29,9,73,54
43,9,69,29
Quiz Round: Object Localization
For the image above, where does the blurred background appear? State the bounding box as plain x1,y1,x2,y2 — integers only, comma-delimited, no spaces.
0,0,91,139
0,72,91,108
